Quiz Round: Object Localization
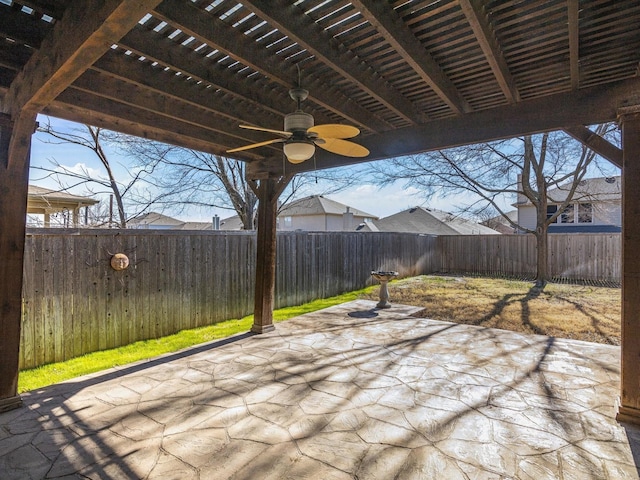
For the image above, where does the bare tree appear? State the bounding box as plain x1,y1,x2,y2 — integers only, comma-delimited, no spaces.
33,119,162,228
126,140,360,230
35,119,361,230
373,125,619,286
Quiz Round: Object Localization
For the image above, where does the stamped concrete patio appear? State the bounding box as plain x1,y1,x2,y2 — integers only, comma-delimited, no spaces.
1,299,639,479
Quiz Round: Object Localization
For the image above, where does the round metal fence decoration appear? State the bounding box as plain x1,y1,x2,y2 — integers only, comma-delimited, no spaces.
110,253,130,271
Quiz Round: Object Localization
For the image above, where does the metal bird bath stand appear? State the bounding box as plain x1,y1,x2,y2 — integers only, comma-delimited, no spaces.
371,271,398,309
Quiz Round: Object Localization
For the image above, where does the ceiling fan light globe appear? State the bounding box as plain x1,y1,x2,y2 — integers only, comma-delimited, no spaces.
284,142,315,163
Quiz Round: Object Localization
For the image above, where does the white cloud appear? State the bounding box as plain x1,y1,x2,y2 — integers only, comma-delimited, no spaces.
55,162,105,180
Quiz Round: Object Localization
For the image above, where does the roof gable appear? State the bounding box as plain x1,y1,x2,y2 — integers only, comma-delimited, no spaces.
372,207,499,235
128,212,184,226
28,185,99,206
279,195,377,218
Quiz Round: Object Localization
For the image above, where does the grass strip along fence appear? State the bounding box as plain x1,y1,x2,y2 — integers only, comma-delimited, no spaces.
19,286,375,393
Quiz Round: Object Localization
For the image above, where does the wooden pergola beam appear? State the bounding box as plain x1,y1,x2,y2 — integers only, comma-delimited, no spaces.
118,26,293,122
92,51,284,132
48,89,265,160
0,3,49,49
43,101,246,159
3,0,163,117
71,69,278,148
352,0,471,115
152,0,391,133
563,125,622,168
568,0,580,90
459,0,521,103
247,75,640,177
240,0,426,125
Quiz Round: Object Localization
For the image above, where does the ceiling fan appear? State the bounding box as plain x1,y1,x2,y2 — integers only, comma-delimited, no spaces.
226,87,369,164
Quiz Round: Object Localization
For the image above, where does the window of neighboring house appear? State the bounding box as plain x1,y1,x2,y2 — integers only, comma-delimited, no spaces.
561,204,575,223
578,203,593,223
546,205,558,222
283,216,292,228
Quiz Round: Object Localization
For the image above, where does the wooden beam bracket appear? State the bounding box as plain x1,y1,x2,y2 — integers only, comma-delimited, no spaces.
563,125,622,169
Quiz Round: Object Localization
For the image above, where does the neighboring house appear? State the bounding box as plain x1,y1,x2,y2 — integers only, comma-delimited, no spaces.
27,185,99,227
516,176,621,233
278,195,378,231
218,215,246,231
357,207,500,235
128,212,213,230
481,210,518,235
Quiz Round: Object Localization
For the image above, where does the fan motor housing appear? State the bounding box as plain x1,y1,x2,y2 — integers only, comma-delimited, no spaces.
284,111,314,132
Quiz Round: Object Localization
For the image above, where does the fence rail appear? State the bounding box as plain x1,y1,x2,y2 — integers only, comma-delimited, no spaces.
19,230,620,369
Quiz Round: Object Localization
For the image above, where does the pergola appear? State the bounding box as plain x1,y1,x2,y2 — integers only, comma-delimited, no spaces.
1,0,639,422
27,185,99,226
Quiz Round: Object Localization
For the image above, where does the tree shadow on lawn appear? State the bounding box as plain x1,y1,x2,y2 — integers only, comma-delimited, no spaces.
550,294,619,345
445,283,619,345
466,284,546,335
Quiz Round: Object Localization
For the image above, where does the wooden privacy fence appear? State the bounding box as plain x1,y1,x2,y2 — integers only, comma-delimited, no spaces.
20,230,437,369
20,230,619,369
437,233,621,283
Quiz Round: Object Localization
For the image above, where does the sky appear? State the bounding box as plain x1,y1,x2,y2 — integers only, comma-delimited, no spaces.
28,115,617,224
28,115,488,222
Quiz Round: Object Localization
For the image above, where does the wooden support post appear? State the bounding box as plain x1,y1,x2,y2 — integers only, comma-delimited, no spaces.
251,175,292,334
617,106,640,425
0,111,35,412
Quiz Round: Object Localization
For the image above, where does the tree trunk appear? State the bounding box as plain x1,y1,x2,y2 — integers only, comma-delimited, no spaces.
534,226,549,287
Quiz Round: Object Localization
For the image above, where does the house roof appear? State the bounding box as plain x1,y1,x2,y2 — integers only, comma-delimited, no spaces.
180,221,215,231
355,220,380,233
279,195,377,218
517,176,622,207
27,185,99,213
219,215,245,231
481,210,518,235
128,212,214,230
28,185,99,203
128,212,184,226
370,207,500,235
547,176,621,204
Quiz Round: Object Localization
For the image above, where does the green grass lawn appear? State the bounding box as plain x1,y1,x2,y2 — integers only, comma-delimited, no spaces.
18,286,375,393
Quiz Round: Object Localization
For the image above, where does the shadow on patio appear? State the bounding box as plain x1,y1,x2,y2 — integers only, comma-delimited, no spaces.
0,300,638,479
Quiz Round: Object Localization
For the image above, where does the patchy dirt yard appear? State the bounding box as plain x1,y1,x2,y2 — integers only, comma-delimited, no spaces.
360,275,621,345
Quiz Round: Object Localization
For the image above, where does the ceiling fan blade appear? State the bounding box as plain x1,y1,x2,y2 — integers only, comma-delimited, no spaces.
308,124,360,139
240,125,292,137
316,138,369,157
226,138,284,153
